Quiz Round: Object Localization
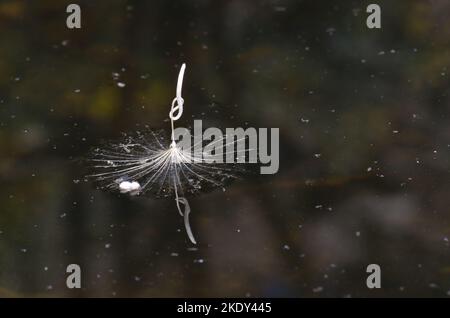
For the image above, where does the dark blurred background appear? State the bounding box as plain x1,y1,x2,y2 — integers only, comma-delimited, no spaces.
1,0,450,297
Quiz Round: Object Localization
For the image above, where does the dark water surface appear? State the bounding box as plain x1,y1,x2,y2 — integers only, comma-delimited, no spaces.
1,0,450,297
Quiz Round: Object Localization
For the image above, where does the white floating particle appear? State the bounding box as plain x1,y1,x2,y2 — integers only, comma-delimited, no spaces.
274,6,287,12
117,82,126,88
326,27,336,36
312,286,323,293
119,180,141,193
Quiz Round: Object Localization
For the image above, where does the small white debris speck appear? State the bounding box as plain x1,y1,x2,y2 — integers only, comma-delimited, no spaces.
312,286,323,293
429,283,438,289
119,181,141,193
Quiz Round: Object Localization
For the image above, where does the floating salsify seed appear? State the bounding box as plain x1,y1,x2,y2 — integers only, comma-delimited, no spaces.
87,63,247,244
